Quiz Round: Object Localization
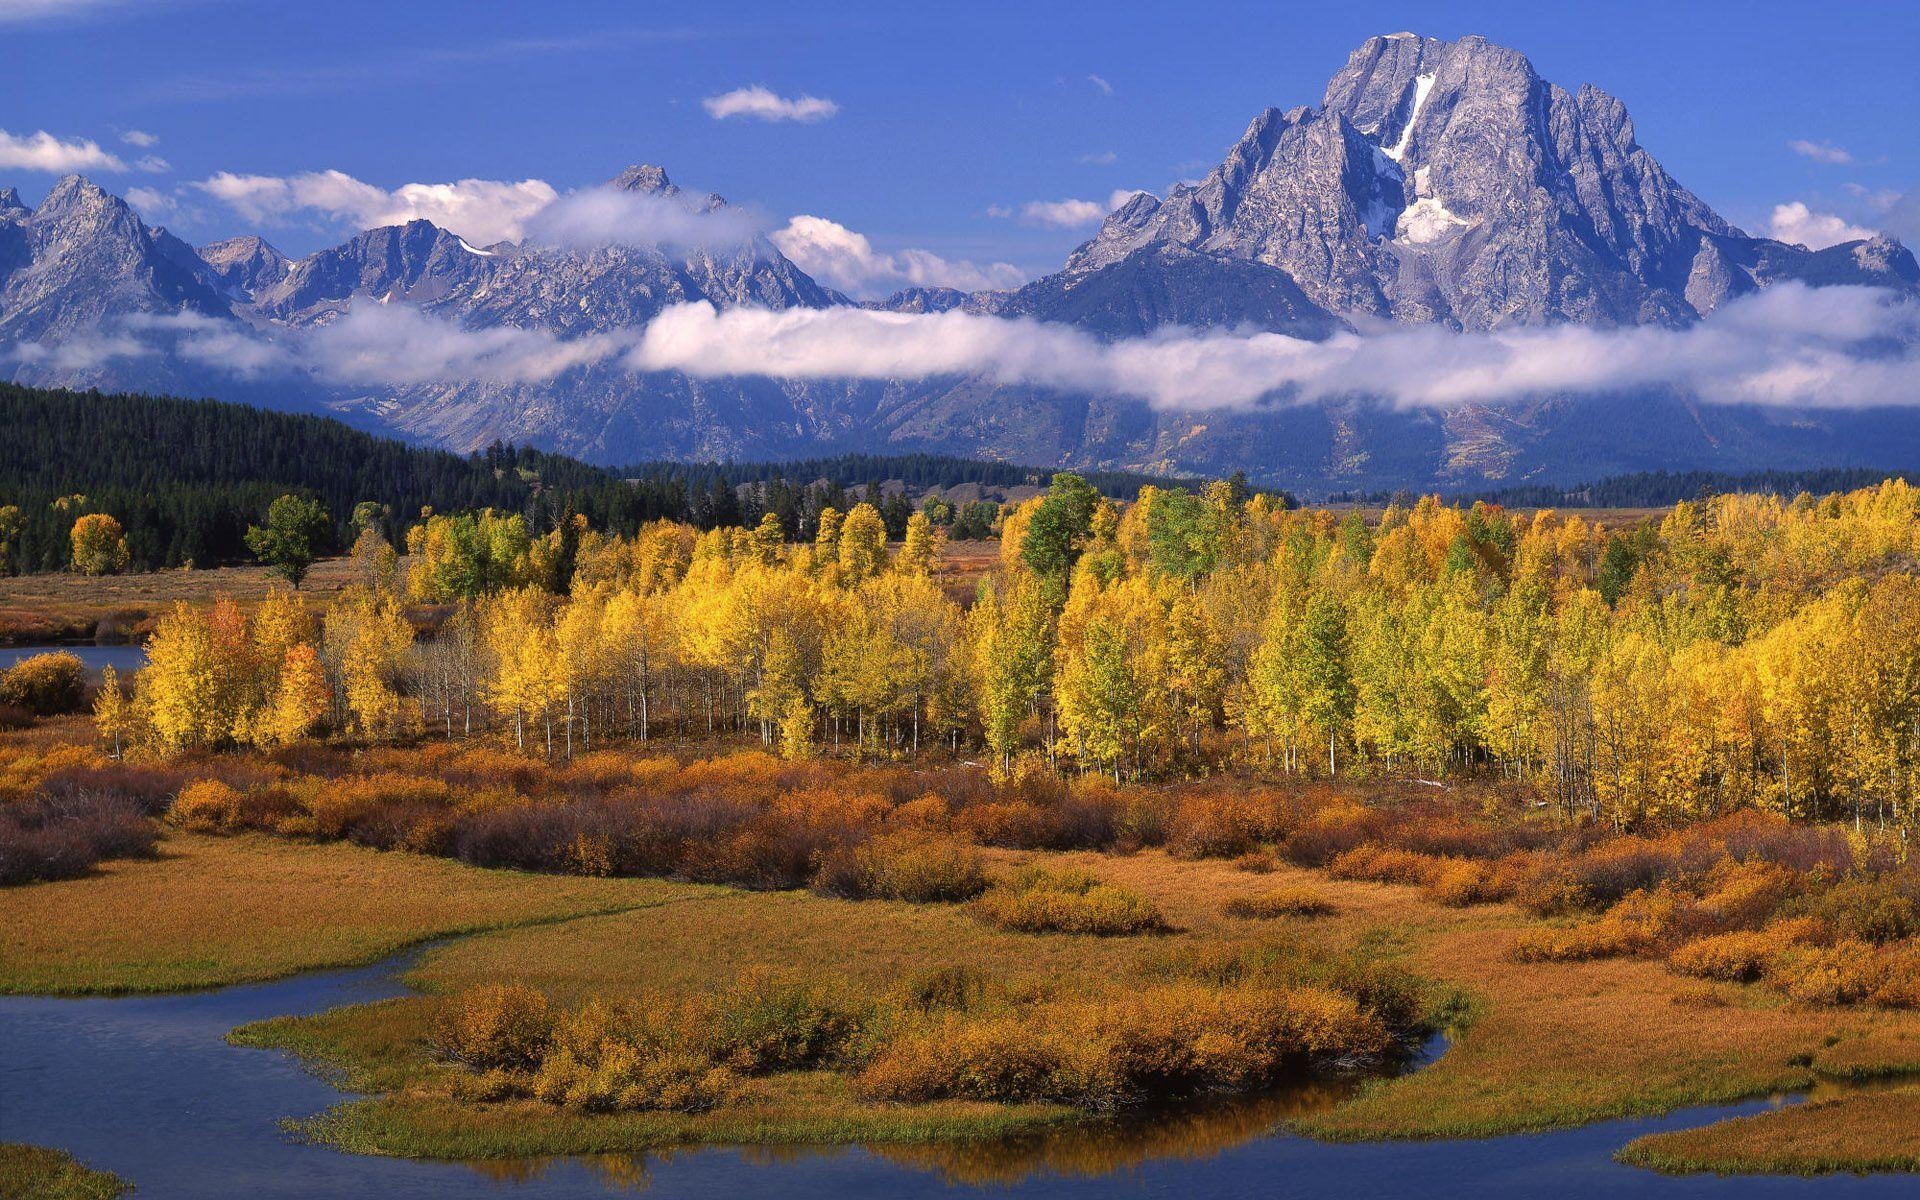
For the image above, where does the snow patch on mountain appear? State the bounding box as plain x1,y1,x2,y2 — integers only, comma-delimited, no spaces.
1382,73,1434,163
1396,196,1472,245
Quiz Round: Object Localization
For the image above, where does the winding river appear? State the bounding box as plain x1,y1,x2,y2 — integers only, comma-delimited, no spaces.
2,944,1913,1198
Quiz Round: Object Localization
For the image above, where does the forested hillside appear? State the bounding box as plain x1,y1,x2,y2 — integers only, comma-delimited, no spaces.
0,385,1185,574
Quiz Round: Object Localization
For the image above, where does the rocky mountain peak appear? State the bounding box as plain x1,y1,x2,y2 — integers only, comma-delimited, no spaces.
608,164,677,196
199,234,291,299
1055,32,1903,331
0,187,25,217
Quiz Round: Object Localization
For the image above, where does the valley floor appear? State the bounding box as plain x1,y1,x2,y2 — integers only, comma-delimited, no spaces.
7,819,1920,1176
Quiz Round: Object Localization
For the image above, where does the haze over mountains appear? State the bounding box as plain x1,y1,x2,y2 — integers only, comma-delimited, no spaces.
3,33,1916,492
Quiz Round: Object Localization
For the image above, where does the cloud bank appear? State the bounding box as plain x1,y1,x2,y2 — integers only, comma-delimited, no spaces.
192,170,559,245
770,215,1026,296
628,284,1920,411
1770,201,1877,250
13,285,1915,418
1013,198,1107,229
522,188,765,252
702,86,839,123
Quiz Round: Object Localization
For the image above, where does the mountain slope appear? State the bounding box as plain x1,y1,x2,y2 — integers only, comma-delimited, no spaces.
1057,33,1914,330
0,38,1915,492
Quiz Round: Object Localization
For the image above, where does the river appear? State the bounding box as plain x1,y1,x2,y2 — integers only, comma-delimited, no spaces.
1,945,1913,1198
0,644,147,677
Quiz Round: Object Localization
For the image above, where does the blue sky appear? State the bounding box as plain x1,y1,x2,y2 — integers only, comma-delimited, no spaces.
2,0,1914,291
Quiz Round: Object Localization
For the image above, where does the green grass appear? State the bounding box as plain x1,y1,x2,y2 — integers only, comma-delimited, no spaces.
0,1144,131,1200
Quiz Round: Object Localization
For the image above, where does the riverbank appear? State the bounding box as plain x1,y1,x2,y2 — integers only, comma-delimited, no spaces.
8,826,1920,1191
0,1145,129,1200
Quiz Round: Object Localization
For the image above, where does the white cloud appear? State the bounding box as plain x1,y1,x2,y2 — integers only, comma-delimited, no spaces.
702,86,839,123
123,186,175,218
1844,183,1902,212
134,154,169,173
0,128,127,173
120,129,159,148
1788,138,1854,165
522,187,763,251
302,303,621,385
1769,201,1875,249
1014,198,1107,228
984,204,1013,219
1086,74,1113,95
627,284,1920,413
1077,151,1118,166
770,215,1025,297
1108,188,1150,211
192,169,559,244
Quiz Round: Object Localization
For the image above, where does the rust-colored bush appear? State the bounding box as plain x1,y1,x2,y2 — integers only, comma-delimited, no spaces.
1769,941,1884,1006
1222,887,1335,919
1511,889,1685,962
811,831,986,903
1165,791,1282,859
1281,802,1385,867
1327,844,1446,888
168,779,245,833
0,790,156,884
1801,877,1919,944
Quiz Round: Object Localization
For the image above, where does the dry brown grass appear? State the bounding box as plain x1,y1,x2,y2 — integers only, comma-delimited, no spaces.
0,556,368,644
0,831,711,993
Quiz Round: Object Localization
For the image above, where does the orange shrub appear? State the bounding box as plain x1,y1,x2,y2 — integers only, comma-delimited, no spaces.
168,779,245,833
811,831,986,903
1327,845,1446,888
1769,941,1883,1006
856,982,1392,1109
970,866,1166,936
434,985,556,1072
1511,889,1685,962
0,652,86,715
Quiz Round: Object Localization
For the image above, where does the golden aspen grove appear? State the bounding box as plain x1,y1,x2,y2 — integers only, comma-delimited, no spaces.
86,477,1920,835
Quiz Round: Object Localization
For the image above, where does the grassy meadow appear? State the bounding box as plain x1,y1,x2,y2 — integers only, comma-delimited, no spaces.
0,830,713,994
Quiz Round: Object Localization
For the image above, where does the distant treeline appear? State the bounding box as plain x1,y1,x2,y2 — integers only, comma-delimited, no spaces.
1332,467,1920,511
630,452,1201,501
0,384,1195,574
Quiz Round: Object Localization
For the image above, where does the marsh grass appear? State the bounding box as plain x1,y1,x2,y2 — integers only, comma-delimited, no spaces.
969,865,1167,935
0,832,714,993
0,1144,130,1200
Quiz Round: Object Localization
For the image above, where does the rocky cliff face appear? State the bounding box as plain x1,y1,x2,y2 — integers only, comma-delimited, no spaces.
1,40,1915,490
198,235,290,300
0,176,231,343
1057,34,1914,331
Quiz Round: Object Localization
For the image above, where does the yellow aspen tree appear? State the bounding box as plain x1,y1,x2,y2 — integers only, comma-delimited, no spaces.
898,511,937,576
254,644,331,746
136,603,225,751
838,502,888,582
69,513,129,575
92,665,139,758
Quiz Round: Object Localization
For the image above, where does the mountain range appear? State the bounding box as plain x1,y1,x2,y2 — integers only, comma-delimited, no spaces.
3,33,1916,492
